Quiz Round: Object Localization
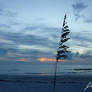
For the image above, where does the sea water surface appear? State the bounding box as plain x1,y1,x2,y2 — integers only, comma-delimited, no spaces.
0,63,92,76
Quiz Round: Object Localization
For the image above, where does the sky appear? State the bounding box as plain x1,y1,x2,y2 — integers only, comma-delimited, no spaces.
0,0,92,64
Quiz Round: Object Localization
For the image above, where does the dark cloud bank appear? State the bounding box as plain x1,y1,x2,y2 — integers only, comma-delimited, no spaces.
0,25,92,64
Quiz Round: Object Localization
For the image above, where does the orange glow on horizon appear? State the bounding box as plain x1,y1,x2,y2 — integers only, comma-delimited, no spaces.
16,58,29,62
37,57,64,62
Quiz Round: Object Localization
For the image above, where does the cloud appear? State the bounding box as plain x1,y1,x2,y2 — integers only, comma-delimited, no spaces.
84,13,92,23
0,4,18,30
85,50,92,56
68,31,92,55
0,23,59,49
72,1,88,20
36,52,92,64
23,24,45,31
18,44,55,53
0,30,56,62
16,58,30,62
0,24,11,28
72,2,87,12
22,24,60,38
22,25,60,49
72,32,92,44
0,48,7,55
1,32,56,49
0,23,92,64
0,7,17,17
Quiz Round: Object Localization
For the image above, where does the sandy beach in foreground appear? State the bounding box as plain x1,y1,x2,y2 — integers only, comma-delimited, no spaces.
0,75,92,92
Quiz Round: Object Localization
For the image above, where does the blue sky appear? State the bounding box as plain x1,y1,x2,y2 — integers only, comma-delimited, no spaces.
0,0,92,64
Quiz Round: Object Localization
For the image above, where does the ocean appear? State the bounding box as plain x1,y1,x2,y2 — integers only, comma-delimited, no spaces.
0,63,92,92
0,63,92,76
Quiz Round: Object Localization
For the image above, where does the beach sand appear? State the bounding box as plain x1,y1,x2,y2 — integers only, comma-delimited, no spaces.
0,75,92,92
